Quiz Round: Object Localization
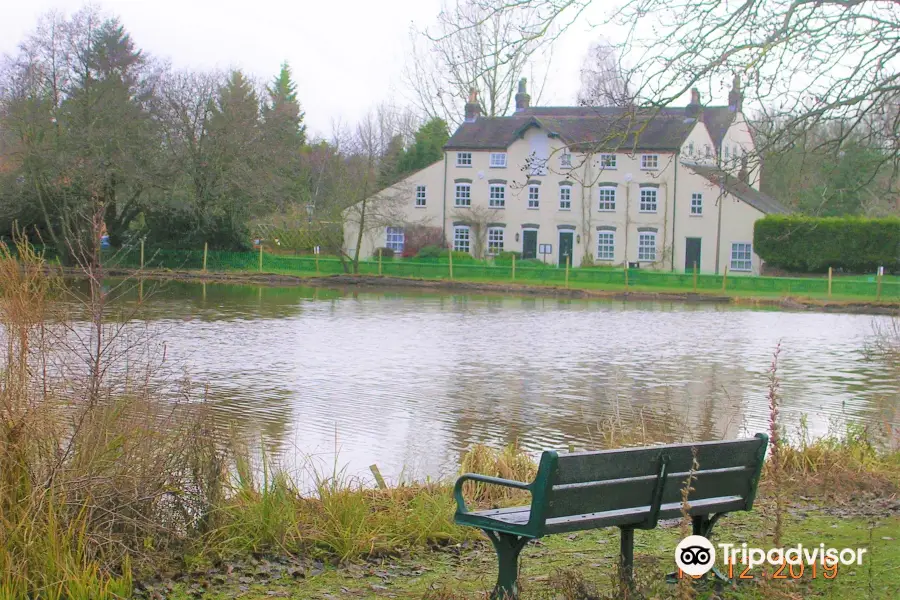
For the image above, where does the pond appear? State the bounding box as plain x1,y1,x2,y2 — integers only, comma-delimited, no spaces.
97,280,899,482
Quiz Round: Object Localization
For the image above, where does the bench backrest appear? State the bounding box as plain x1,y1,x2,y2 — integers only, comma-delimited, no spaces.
541,434,768,521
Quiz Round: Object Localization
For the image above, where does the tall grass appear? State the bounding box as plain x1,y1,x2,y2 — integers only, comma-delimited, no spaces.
0,238,220,597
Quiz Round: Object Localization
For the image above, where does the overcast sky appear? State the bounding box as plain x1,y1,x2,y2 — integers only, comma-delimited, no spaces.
1,1,712,138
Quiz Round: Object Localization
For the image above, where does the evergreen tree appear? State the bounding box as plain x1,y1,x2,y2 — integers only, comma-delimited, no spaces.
377,134,407,188
205,70,264,248
263,62,306,148
398,118,449,175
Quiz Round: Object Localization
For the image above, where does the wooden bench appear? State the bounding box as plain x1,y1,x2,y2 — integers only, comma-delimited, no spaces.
453,434,768,599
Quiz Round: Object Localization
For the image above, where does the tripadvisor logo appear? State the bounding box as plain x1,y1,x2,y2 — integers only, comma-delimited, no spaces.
675,535,868,578
675,535,716,577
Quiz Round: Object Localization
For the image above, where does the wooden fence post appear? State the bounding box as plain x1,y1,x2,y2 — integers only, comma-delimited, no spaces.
258,244,263,272
693,261,698,292
722,265,729,293
315,252,319,274
378,248,383,276
565,254,570,289
828,266,833,298
512,254,516,282
448,248,454,281
140,239,145,270
203,242,208,273
877,269,883,301
370,464,387,490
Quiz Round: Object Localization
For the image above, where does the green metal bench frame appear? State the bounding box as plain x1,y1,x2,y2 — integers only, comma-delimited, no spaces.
453,434,768,600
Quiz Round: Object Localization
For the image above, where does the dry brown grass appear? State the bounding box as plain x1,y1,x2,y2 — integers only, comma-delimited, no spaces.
458,442,538,507
0,237,223,598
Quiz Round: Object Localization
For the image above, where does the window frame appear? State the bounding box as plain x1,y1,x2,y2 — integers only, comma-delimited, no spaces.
690,192,703,216
597,231,615,261
489,152,507,168
558,185,572,211
730,242,753,272
456,152,472,167
488,183,506,208
599,153,617,169
527,185,540,209
385,227,405,254
487,227,505,255
560,152,572,168
454,183,471,207
415,185,427,207
641,154,659,170
639,187,658,213
598,186,617,211
638,232,657,262
453,226,471,253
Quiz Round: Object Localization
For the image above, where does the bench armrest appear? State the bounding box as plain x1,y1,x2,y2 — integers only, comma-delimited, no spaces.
453,473,531,514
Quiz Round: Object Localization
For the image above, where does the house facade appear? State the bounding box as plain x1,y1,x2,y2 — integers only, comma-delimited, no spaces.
345,78,787,275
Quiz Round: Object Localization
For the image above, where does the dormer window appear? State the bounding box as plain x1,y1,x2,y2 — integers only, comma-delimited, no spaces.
456,152,472,167
641,154,659,170
489,152,507,168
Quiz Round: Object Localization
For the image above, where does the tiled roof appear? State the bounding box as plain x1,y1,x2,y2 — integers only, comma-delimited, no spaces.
445,105,738,152
688,164,790,215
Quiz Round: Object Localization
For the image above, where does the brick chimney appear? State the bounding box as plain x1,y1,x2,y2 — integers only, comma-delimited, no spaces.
464,88,481,122
738,155,749,183
515,78,531,112
685,88,701,119
728,74,743,112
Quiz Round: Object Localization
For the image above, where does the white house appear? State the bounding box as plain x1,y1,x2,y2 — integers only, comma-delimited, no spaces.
344,77,787,275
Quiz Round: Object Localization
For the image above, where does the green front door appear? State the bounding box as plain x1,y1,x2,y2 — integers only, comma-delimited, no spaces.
685,237,702,272
559,231,574,267
522,230,537,260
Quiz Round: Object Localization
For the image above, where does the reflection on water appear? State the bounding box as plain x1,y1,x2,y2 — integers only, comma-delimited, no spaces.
93,280,899,482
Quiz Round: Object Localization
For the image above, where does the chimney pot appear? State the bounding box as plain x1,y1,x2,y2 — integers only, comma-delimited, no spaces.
515,78,531,112
464,87,481,122
686,87,702,119
728,74,744,112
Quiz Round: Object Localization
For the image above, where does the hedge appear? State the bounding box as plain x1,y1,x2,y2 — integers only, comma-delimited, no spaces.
754,215,900,273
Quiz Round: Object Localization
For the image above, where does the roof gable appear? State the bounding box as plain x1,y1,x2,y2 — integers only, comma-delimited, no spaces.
688,164,789,215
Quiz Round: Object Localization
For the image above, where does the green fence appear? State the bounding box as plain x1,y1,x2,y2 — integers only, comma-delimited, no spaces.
90,247,900,300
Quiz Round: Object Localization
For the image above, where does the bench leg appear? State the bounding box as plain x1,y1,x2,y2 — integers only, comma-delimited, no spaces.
619,527,635,587
692,513,722,538
484,530,529,600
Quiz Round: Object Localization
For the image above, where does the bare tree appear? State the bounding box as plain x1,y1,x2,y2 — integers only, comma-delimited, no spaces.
404,0,557,126
449,205,503,259
577,39,634,107
484,0,900,190
332,105,424,273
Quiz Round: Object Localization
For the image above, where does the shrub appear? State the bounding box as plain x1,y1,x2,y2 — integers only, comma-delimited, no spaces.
415,245,443,259
440,250,476,263
493,251,521,264
373,247,394,259
403,226,445,258
754,215,900,273
518,258,550,267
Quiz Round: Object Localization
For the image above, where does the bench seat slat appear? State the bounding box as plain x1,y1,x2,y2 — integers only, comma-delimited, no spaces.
465,496,746,534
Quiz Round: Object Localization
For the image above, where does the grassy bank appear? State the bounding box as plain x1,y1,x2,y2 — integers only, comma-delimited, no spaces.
61,244,900,308
94,267,900,315
3,239,899,599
